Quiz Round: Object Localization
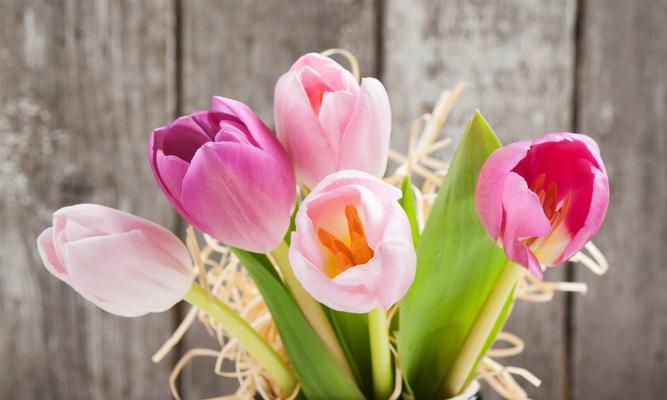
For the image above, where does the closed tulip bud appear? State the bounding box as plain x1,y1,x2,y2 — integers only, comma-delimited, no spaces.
274,53,391,188
149,96,296,253
475,133,610,278
36,204,193,317
289,170,416,313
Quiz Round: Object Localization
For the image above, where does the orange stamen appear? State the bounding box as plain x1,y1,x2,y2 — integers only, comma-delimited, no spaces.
317,229,355,271
317,204,375,278
345,205,375,265
524,175,573,250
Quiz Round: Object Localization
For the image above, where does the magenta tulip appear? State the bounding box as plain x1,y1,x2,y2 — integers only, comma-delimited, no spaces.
288,170,416,313
274,53,391,188
475,133,609,278
37,204,193,317
149,96,296,253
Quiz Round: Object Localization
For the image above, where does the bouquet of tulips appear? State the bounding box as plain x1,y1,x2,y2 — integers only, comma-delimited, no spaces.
37,51,609,400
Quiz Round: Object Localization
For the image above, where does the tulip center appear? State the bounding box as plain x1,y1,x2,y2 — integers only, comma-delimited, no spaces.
317,204,374,278
525,173,573,257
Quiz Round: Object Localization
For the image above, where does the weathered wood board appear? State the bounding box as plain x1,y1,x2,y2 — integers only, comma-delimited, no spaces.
574,0,667,399
0,1,178,398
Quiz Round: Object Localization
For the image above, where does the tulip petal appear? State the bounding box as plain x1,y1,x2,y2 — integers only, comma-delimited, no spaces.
154,112,213,162
307,186,361,241
500,172,552,277
374,203,417,310
289,243,379,313
314,170,402,204
37,228,68,277
154,150,192,219
475,141,531,239
288,53,359,92
274,72,336,187
211,96,286,159
318,90,356,158
558,161,609,263
299,66,336,113
54,204,192,270
64,230,192,317
338,78,391,177
181,142,293,252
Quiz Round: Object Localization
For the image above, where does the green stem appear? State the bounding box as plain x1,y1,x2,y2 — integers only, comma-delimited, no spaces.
369,307,393,400
270,241,355,381
183,282,296,396
442,261,522,396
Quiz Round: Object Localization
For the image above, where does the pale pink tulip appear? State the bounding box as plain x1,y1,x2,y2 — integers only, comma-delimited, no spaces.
475,133,609,278
289,170,416,313
37,204,193,317
274,53,391,188
149,96,296,253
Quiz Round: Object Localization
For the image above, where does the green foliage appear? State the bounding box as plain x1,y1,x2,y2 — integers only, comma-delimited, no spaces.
231,249,366,400
398,111,508,398
327,309,373,398
399,176,420,246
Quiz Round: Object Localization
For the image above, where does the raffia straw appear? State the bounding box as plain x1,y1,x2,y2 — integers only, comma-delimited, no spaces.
152,306,199,363
152,51,609,399
321,48,361,82
571,241,609,275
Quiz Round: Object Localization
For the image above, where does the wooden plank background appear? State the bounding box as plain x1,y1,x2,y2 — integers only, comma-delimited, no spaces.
0,0,664,399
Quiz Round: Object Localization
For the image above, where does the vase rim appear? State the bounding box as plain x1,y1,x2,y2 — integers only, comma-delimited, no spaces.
444,380,480,400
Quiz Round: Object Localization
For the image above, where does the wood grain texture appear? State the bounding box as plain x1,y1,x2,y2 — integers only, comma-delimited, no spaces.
382,1,576,399
573,0,667,398
178,0,377,397
0,1,178,399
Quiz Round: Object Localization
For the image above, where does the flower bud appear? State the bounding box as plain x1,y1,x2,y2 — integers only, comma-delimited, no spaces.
274,53,391,188
149,96,296,252
289,170,416,313
37,204,193,317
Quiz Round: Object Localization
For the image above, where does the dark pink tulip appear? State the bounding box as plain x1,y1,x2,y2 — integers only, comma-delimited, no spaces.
475,133,609,278
149,97,296,253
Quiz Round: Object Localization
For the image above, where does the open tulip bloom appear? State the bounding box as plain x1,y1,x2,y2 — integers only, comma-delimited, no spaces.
36,51,610,400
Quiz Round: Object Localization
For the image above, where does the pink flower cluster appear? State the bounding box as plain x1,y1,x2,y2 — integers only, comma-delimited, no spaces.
37,52,609,318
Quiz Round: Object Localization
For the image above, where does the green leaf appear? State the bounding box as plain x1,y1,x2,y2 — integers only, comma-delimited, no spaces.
398,176,420,246
231,249,366,400
284,195,301,246
327,308,373,398
398,110,508,399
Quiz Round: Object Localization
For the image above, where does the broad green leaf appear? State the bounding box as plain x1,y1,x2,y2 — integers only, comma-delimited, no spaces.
326,309,373,398
231,249,366,400
399,176,420,246
398,111,508,399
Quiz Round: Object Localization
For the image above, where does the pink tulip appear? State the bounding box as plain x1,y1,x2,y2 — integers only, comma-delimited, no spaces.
149,96,296,253
274,53,391,188
288,170,416,313
475,133,609,278
36,204,193,317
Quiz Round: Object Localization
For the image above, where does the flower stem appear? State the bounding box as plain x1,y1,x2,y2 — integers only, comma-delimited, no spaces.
442,261,523,396
269,241,355,381
369,307,393,400
183,282,296,397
